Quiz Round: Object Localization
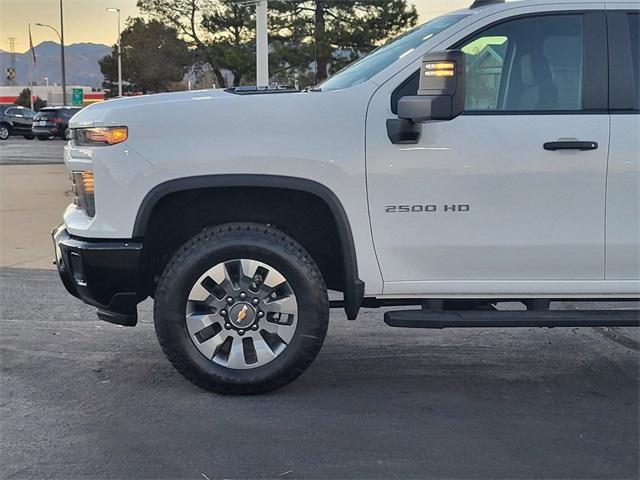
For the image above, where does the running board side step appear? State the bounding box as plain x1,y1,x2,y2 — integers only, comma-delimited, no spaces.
384,310,640,329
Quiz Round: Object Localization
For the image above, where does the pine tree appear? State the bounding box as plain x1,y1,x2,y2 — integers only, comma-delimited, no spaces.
99,19,193,96
269,0,418,86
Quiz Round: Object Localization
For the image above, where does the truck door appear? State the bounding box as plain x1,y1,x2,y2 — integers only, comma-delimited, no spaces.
605,7,640,280
366,11,610,292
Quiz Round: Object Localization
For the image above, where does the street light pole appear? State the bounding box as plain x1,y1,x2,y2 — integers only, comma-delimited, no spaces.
106,8,122,97
35,18,66,105
59,0,67,105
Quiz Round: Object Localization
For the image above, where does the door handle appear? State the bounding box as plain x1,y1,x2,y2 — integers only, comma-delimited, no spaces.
543,141,598,151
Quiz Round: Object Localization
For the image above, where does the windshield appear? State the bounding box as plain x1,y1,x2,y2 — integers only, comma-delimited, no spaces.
319,13,470,91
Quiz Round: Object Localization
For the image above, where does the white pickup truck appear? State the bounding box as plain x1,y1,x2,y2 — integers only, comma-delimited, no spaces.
54,0,639,393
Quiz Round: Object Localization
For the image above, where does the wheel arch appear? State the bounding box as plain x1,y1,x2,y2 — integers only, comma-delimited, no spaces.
133,175,364,319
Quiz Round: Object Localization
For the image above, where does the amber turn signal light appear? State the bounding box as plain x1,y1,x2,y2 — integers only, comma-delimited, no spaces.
424,61,456,77
73,126,128,146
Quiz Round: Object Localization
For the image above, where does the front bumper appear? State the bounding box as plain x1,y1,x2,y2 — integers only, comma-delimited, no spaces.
53,225,144,326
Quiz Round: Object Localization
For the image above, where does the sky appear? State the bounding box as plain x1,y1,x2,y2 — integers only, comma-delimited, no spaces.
0,0,471,53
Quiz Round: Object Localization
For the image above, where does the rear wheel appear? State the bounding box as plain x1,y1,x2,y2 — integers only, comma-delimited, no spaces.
0,125,10,140
23,134,35,140
154,223,329,394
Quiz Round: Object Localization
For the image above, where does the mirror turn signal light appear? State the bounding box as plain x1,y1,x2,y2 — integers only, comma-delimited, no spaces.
424,61,456,77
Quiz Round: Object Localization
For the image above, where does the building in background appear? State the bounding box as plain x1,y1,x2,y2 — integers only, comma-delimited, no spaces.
0,85,104,106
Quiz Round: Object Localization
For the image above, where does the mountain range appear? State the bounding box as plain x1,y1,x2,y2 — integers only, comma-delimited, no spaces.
0,41,111,88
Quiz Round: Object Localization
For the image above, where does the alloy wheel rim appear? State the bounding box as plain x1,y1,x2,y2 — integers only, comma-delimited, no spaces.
186,259,298,370
0,127,8,139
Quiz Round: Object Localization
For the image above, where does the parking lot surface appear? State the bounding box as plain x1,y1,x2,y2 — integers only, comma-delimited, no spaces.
0,136,65,165
1,267,638,479
0,136,69,268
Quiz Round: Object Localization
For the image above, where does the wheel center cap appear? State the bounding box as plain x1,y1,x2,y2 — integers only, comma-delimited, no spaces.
228,302,256,329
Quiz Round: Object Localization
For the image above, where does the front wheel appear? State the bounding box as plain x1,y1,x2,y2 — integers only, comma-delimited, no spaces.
154,223,329,394
24,134,35,140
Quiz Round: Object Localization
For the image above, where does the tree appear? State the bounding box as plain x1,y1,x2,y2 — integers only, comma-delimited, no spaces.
201,1,257,86
137,0,417,88
99,18,193,95
14,88,46,110
269,1,418,85
137,0,230,87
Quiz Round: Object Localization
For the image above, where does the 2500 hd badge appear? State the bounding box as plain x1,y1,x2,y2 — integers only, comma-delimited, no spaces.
385,204,470,213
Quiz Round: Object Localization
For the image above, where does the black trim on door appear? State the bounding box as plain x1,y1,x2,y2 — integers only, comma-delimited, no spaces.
607,11,640,112
582,12,609,111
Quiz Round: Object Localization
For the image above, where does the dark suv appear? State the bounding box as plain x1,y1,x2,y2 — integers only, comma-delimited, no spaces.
32,106,82,140
0,105,36,140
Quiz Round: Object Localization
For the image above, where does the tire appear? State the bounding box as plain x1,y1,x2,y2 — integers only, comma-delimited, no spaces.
37,136,49,141
24,134,35,140
154,222,329,394
0,125,10,140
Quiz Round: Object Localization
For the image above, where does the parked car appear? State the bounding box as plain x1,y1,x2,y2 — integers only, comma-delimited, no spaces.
0,105,35,140
53,0,640,394
32,106,82,140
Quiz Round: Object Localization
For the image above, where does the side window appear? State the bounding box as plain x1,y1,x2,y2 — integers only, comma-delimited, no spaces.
5,108,18,116
460,14,585,112
462,36,508,110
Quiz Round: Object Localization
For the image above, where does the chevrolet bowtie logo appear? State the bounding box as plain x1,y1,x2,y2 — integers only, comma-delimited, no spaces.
236,305,249,323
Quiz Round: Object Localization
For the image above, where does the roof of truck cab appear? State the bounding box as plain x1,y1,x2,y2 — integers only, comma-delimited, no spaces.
464,0,632,10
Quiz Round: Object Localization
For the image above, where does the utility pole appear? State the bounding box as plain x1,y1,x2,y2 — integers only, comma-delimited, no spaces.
237,0,269,86
59,0,67,105
106,8,123,97
255,0,269,86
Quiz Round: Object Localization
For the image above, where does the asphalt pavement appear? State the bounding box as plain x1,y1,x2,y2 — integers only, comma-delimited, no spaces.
0,136,65,165
1,267,638,479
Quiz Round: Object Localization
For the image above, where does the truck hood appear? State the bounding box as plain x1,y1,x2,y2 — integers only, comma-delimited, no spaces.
69,89,233,128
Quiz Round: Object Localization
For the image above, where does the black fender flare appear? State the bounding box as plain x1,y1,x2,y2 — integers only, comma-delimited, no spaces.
133,174,364,319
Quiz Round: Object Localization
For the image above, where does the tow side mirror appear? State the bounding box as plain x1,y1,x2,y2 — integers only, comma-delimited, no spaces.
398,50,466,123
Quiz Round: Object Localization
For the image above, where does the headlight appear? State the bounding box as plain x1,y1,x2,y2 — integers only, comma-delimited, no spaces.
73,126,128,146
